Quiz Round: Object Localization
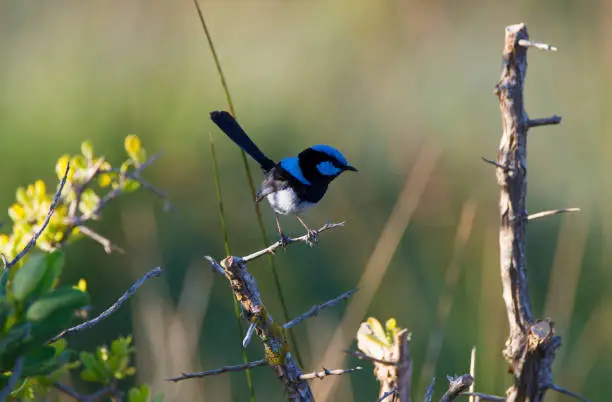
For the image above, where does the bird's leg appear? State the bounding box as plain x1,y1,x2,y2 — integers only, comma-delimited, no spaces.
296,215,318,246
275,214,290,248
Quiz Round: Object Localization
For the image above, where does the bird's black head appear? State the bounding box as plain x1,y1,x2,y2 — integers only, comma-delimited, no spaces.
281,144,356,185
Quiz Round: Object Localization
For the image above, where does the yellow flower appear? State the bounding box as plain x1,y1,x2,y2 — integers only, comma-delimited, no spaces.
74,278,87,292
55,155,71,180
8,203,25,221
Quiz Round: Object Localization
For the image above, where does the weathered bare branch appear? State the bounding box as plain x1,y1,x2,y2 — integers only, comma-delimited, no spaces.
527,115,562,128
299,366,361,380
480,157,509,171
212,256,314,401
344,350,397,366
424,377,436,402
377,387,398,402
440,374,473,402
493,23,562,402
527,208,580,221
166,359,266,382
283,288,357,329
517,39,557,51
50,267,162,342
241,222,345,263
461,392,505,401
549,383,590,402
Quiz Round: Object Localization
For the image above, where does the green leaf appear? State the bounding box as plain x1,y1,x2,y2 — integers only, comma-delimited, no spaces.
79,351,109,384
152,393,164,402
128,387,143,402
26,287,89,322
11,253,48,302
0,268,10,298
22,345,57,376
37,251,65,296
0,301,13,331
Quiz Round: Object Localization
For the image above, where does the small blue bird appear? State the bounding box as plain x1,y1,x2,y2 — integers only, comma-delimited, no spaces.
210,110,357,244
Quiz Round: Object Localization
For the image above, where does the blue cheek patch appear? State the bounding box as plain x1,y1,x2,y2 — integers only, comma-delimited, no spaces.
280,157,311,185
317,161,342,176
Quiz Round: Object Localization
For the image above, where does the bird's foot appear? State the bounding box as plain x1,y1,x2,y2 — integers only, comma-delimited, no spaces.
278,234,291,249
305,229,319,247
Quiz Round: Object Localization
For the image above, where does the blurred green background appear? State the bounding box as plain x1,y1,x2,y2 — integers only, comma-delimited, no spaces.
1,0,611,400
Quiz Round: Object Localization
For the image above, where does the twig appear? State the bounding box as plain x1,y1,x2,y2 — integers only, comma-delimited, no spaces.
424,377,436,402
527,208,580,221
494,23,562,402
0,356,24,402
344,350,397,366
242,322,256,348
166,359,266,382
61,153,167,249
461,392,505,401
204,255,225,275
480,157,508,171
241,222,345,263
469,347,476,402
549,383,590,402
440,375,473,402
299,366,362,380
527,115,562,128
78,226,124,254
518,39,557,51
4,163,70,270
53,381,122,402
50,267,162,342
377,387,397,402
283,288,357,329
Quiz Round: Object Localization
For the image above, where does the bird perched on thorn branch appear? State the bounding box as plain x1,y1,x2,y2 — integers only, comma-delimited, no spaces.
210,110,357,246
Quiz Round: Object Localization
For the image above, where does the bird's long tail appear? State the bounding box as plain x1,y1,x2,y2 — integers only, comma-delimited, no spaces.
210,111,276,171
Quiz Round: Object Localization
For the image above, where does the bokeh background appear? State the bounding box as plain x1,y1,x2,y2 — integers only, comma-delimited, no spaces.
1,0,611,400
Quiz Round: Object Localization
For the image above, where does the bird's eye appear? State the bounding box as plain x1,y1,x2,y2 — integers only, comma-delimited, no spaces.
316,161,342,176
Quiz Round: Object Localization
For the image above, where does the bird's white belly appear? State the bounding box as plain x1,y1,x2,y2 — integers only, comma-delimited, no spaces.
266,188,315,215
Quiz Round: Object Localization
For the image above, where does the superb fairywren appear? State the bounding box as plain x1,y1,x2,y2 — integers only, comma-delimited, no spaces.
210,110,357,244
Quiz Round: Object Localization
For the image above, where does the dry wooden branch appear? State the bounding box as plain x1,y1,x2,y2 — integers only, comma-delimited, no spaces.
440,374,473,402
241,222,345,263
299,366,362,380
283,288,357,329
527,208,580,221
50,267,162,342
461,392,505,401
494,23,562,402
166,359,266,382
213,255,314,401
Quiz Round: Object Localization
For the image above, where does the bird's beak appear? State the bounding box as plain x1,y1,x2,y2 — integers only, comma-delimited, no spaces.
345,165,358,172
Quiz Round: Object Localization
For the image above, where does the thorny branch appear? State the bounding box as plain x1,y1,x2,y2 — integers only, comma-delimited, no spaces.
166,359,267,382
299,366,362,380
50,267,162,342
283,288,357,329
170,227,358,401
241,222,345,263
2,163,70,270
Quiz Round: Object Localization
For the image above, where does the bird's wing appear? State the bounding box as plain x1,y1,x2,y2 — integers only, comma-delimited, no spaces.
255,171,290,203
210,111,276,171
